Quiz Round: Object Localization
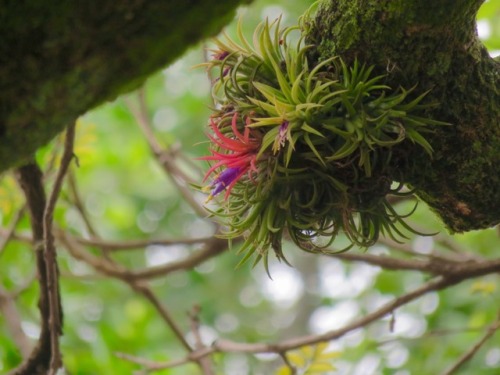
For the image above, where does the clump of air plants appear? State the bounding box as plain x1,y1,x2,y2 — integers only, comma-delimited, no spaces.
197,9,446,269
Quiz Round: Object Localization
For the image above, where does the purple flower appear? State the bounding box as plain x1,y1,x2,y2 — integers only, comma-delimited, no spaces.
207,167,244,201
273,120,289,153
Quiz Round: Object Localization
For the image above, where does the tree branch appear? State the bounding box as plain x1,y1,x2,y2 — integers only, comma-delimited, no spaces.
12,163,52,375
126,90,208,217
0,0,253,172
10,124,75,374
42,123,76,374
441,310,500,375
308,0,500,232
0,286,32,358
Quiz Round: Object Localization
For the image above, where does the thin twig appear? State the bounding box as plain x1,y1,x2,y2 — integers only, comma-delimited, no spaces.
329,251,452,275
57,230,215,252
66,169,98,238
0,286,32,357
188,305,215,375
130,281,192,352
279,352,297,375
126,90,207,217
213,276,457,353
377,236,464,263
441,311,500,375
0,227,214,252
43,122,76,374
59,231,229,279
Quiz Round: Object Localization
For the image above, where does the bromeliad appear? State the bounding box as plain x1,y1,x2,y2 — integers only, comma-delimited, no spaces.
196,7,446,269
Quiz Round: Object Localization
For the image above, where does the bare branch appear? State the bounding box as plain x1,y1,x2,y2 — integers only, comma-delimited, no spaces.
279,352,298,375
126,90,207,217
188,305,215,375
58,230,215,252
66,169,98,238
441,311,500,375
42,122,76,374
329,251,450,274
130,237,230,279
0,286,32,357
0,227,214,252
213,276,456,353
12,163,51,375
59,231,229,279
113,276,455,372
129,281,192,352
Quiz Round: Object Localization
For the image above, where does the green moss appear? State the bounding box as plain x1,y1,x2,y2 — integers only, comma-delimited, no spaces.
0,0,253,172
306,0,500,232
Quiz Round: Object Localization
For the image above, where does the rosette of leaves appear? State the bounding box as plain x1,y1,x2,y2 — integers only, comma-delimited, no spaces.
198,11,446,269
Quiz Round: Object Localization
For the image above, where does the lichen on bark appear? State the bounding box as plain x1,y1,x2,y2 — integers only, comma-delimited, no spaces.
305,0,500,232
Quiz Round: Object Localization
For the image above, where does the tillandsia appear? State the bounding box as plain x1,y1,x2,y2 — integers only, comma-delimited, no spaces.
197,8,447,269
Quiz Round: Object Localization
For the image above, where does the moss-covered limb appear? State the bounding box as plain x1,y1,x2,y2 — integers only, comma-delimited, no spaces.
0,0,252,172
307,0,500,232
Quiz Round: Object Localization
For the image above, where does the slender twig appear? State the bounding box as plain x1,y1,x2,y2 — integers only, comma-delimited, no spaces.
213,276,457,353
59,231,229,279
377,236,464,263
0,227,214,252
279,352,298,375
58,230,215,252
66,170,98,238
126,90,207,217
328,251,452,275
130,237,230,279
43,123,76,374
115,351,199,371
188,305,215,375
129,281,192,352
0,286,32,357
441,311,500,375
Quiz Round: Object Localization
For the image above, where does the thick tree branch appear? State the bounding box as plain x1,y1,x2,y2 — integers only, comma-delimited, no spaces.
308,0,500,232
0,0,252,172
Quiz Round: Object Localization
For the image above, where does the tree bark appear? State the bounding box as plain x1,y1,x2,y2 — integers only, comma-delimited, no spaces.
0,0,251,171
307,0,499,232
1,0,498,233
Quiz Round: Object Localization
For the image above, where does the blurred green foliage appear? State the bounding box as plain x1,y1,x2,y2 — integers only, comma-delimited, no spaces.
0,1,499,374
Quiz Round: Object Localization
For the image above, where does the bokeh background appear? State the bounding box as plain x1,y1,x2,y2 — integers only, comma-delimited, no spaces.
1,0,499,374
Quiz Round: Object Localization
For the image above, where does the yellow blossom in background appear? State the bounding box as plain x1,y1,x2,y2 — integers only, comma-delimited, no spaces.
275,343,340,375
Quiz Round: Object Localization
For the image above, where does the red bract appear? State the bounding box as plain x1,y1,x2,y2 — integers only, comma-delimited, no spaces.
200,112,261,200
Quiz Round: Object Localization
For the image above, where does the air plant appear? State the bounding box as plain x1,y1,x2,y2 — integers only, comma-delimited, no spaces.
197,8,446,269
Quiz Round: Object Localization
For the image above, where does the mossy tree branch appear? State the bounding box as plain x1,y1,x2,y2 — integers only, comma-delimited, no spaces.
1,0,498,233
307,0,499,232
0,0,251,172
